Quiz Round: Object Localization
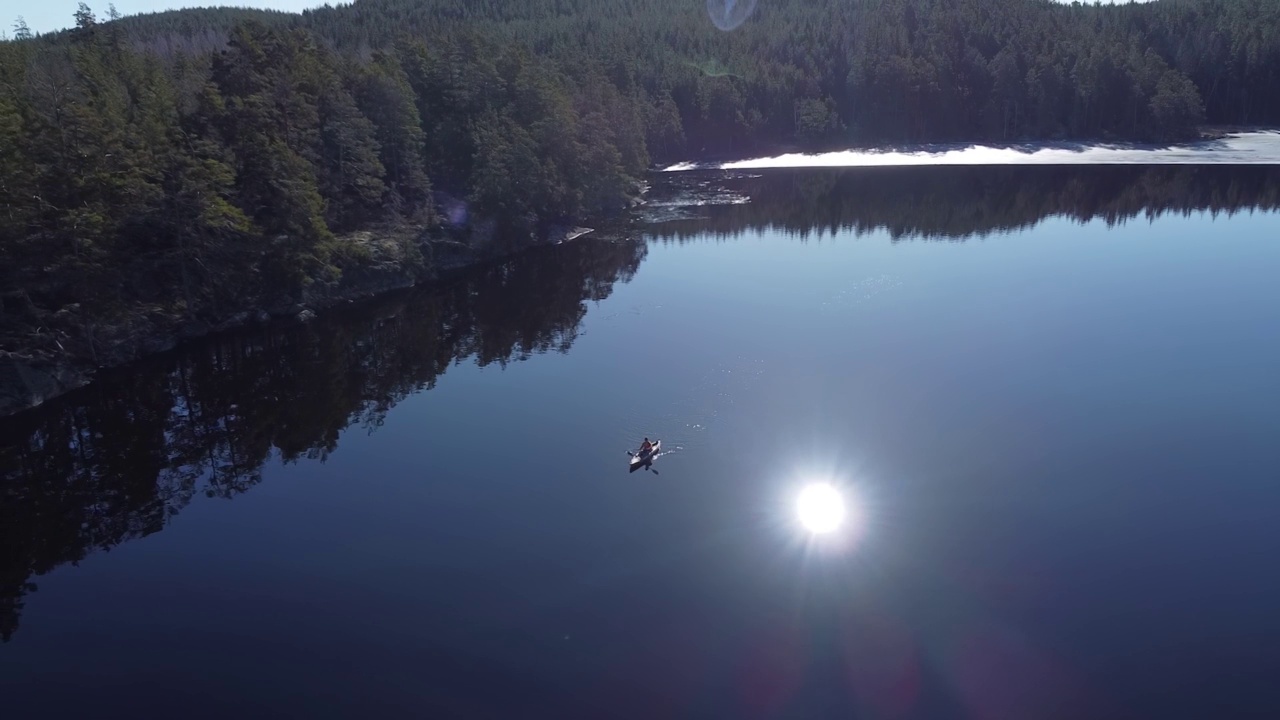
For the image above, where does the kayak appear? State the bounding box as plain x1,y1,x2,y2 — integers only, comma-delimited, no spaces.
629,440,661,472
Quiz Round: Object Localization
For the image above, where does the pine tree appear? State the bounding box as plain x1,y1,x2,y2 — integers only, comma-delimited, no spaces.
351,52,432,219
11,17,32,41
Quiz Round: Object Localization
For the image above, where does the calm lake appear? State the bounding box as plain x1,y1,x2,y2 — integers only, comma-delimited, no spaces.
4,161,1280,719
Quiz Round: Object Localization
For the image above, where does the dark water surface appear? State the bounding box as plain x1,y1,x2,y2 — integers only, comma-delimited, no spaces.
4,165,1280,719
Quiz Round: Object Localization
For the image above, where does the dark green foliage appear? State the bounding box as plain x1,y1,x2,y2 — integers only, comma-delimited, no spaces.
1,0,1278,353
293,0,1270,149
206,23,336,291
0,6,648,348
351,52,432,220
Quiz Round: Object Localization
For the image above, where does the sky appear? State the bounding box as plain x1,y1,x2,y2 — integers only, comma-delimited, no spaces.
9,0,1154,37
9,0,331,35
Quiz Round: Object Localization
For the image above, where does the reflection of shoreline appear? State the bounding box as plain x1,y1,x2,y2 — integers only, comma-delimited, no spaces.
662,130,1280,172
645,164,1280,242
0,238,647,643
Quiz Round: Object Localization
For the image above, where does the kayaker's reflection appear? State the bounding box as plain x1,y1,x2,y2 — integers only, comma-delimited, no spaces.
628,438,662,474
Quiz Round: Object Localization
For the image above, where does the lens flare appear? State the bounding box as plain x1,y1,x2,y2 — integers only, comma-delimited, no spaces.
796,483,846,534
707,0,758,31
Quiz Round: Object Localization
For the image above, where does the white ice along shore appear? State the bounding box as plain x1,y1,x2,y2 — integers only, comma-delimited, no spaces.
662,131,1280,172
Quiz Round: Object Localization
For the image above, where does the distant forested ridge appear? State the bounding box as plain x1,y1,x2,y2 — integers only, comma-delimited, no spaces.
289,0,1280,149
0,2,649,409
2,0,1279,413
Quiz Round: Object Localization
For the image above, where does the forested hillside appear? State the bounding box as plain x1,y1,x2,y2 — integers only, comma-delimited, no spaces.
2,0,1279,413
298,0,1280,149
1,4,647,392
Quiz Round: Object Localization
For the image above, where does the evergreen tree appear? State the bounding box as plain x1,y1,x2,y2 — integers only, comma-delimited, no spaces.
11,17,32,41
2,0,1279,370
351,52,431,220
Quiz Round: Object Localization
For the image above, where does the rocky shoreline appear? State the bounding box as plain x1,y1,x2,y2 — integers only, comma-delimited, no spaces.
0,222,612,419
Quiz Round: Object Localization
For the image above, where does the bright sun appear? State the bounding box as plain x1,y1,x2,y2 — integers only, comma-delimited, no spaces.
796,483,846,534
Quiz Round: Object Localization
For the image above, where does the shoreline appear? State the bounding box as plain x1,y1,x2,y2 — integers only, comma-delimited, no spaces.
0,222,624,419
6,127,1278,419
656,126,1280,171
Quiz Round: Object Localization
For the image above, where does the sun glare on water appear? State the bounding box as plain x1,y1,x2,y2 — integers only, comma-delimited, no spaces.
796,483,847,534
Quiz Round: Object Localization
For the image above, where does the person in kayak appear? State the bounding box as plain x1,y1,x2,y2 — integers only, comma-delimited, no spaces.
639,438,653,454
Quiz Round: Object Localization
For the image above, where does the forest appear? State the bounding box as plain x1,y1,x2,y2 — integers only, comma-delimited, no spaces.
1,0,1279,409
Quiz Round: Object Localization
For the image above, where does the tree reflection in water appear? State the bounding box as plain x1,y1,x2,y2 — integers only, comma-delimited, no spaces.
646,164,1280,242
0,237,646,642
7,162,1280,642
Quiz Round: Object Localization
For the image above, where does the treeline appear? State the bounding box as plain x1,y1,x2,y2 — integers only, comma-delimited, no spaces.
645,164,1280,242
4,0,1280,371
299,0,1278,149
0,236,647,642
16,0,1280,155
0,5,645,357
